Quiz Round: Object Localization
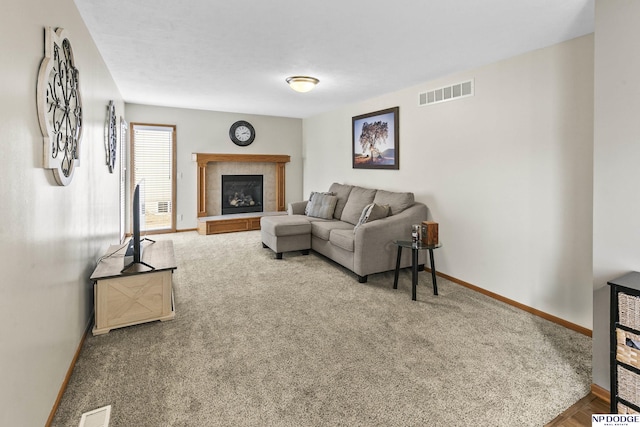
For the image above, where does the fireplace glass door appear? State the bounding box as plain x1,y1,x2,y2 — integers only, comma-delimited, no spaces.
221,175,264,215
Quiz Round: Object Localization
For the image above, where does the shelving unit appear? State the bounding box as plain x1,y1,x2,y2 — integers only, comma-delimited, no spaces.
609,271,640,413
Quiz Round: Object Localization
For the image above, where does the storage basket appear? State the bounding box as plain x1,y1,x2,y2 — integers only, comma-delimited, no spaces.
617,329,640,370
618,365,640,406
618,402,639,414
619,292,640,330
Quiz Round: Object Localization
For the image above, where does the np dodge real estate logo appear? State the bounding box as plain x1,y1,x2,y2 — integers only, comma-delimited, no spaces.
592,414,640,426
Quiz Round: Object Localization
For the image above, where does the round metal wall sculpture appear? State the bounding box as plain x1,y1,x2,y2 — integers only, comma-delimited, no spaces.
105,100,117,173
36,27,83,186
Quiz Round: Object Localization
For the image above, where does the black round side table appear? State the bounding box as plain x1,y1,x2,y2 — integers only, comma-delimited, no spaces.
392,240,442,301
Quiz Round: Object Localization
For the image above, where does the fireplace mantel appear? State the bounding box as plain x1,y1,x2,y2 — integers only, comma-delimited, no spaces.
193,153,291,217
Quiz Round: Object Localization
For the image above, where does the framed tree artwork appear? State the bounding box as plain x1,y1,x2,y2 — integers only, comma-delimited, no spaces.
352,106,399,170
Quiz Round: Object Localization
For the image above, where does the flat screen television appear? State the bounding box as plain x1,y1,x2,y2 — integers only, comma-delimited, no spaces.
122,180,154,272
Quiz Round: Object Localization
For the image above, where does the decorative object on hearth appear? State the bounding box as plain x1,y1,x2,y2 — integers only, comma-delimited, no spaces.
352,107,399,170
36,27,83,186
229,120,255,146
105,100,117,173
285,76,319,93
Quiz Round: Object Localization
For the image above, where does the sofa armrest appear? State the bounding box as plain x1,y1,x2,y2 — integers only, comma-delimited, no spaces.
352,203,429,276
287,200,308,215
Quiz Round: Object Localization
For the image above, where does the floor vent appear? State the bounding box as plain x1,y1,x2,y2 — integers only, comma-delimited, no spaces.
78,405,111,427
419,79,474,106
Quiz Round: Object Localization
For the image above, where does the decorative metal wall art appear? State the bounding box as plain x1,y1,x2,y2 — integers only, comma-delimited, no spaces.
105,100,117,172
36,27,83,186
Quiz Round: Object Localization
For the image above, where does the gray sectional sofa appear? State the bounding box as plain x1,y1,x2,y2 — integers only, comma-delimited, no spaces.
260,182,429,282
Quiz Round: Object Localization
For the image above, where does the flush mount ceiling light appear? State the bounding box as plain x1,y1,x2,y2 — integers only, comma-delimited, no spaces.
286,76,319,93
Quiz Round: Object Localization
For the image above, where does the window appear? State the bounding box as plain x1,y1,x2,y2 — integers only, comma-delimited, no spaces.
131,124,176,233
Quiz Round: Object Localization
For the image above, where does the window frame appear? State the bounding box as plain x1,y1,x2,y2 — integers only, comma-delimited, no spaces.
129,122,177,234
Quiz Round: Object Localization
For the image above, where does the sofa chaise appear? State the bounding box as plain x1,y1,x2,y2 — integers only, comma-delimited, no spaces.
260,183,429,282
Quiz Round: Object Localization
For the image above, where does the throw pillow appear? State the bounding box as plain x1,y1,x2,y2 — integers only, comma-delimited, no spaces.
340,186,377,225
305,192,338,219
353,203,390,233
372,190,415,216
304,191,334,215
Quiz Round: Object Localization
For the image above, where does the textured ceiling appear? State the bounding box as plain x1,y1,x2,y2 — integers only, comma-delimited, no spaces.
74,0,594,118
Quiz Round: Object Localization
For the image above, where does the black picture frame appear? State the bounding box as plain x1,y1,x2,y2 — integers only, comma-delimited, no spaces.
352,107,399,170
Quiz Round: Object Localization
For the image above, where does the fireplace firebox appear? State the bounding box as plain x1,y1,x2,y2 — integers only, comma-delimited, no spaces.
221,175,264,215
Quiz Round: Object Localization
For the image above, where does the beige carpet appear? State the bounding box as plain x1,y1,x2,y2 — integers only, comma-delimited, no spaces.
52,230,591,426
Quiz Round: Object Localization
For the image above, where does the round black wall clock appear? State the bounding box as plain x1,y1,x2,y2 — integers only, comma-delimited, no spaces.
229,120,256,146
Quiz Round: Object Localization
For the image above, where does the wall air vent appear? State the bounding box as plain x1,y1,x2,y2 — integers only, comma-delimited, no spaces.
419,79,474,106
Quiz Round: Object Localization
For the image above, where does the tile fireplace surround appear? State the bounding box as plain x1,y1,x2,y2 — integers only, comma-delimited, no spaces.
193,153,290,234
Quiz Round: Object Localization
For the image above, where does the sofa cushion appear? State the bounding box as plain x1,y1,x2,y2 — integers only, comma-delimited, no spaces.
340,186,377,225
287,200,308,215
353,203,390,233
329,229,355,252
305,192,338,219
328,183,353,220
372,190,415,215
311,220,354,241
260,215,311,236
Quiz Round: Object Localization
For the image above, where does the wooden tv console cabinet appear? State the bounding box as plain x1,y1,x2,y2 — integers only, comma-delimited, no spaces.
90,239,176,335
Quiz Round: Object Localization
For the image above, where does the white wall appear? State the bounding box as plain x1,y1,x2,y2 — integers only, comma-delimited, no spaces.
592,0,640,391
0,0,123,425
304,35,594,329
125,104,303,229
